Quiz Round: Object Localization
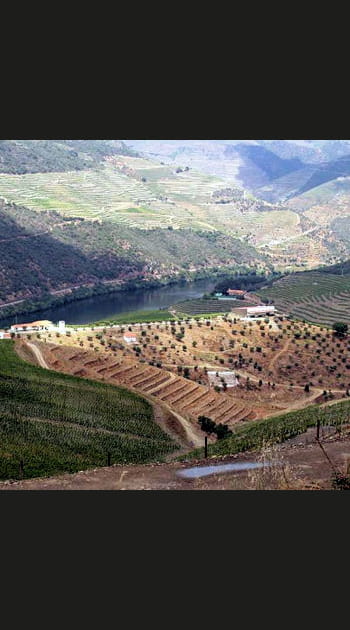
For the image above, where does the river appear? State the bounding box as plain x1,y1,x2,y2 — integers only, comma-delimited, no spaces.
0,278,217,327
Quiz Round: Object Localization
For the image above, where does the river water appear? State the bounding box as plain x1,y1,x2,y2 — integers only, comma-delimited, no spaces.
1,277,217,327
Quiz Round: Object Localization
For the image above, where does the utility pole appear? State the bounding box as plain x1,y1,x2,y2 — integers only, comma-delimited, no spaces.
107,452,111,467
316,418,320,440
204,436,208,459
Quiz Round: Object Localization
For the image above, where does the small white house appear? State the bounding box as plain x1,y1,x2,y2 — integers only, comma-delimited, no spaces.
123,333,138,345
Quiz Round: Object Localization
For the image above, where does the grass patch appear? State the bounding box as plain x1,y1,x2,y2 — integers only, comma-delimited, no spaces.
90,310,176,326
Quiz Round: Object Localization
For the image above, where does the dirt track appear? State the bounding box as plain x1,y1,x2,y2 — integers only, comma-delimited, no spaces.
1,429,349,490
25,341,50,369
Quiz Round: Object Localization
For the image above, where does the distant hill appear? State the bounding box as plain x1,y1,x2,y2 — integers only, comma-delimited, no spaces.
0,140,137,174
228,143,304,181
296,155,350,196
126,140,350,203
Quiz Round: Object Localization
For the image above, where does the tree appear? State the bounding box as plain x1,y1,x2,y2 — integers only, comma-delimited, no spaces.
198,416,216,434
304,383,310,393
215,424,232,440
333,322,348,337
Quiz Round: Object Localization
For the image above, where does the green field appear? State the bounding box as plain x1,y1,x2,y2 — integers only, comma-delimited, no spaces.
258,271,350,326
91,310,176,326
0,341,177,480
182,399,350,460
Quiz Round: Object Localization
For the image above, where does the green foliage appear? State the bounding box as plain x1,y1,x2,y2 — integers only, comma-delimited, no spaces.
186,400,350,460
93,310,175,326
332,322,348,336
198,416,233,440
0,341,177,480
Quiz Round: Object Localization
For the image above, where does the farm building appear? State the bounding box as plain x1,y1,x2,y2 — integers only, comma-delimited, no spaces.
207,371,238,389
227,289,246,297
123,333,138,345
231,305,276,318
0,331,10,340
10,320,54,333
57,320,66,333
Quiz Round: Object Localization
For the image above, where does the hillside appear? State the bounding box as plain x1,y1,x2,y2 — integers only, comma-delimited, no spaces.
2,142,350,319
0,340,177,480
0,198,267,315
257,270,350,326
0,153,338,266
128,139,350,203
0,140,136,174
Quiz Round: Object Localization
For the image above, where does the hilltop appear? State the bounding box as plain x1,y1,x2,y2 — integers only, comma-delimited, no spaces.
0,139,136,174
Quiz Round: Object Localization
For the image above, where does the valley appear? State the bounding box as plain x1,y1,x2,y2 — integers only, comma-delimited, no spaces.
2,139,350,490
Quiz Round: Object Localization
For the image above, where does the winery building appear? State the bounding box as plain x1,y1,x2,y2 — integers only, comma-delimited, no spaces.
231,305,276,318
10,320,54,333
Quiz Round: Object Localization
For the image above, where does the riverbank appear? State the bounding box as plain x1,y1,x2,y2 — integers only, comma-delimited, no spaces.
0,275,221,328
0,265,267,325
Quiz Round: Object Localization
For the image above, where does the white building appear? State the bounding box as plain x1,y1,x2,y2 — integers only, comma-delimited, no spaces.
10,320,54,333
246,305,275,317
123,333,138,345
57,320,66,333
207,371,238,389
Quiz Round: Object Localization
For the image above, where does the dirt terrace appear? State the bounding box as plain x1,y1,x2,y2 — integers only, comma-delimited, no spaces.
33,341,255,445
34,315,350,418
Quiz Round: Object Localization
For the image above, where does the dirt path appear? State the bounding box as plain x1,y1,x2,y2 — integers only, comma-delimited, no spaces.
268,337,292,374
24,341,50,369
2,430,350,490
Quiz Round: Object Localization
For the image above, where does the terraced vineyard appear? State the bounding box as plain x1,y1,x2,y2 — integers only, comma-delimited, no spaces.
172,298,260,316
258,271,350,325
0,161,227,231
43,343,256,434
172,298,239,316
0,166,155,220
0,341,176,480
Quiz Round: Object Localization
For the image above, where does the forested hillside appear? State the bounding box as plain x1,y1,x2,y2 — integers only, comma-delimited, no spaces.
0,198,268,311
0,140,136,174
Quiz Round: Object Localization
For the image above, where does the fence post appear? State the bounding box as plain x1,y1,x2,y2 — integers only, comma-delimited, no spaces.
19,460,24,479
204,436,208,459
107,452,111,467
316,419,320,440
